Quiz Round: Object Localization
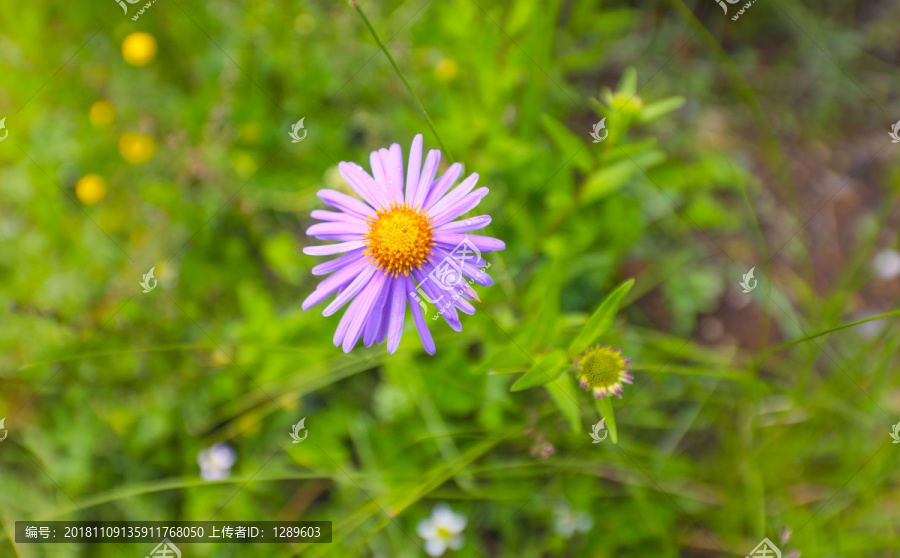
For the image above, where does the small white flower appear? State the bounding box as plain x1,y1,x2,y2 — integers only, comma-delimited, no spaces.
872,249,900,280
553,505,593,539
197,443,236,481
417,504,466,557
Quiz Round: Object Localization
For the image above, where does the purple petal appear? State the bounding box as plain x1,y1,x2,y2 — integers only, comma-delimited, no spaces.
423,163,463,209
302,256,370,309
341,272,388,353
430,187,488,228
431,245,493,286
405,275,435,354
383,144,404,202
386,275,407,353
310,209,366,224
454,296,476,314
414,266,462,332
303,240,366,256
412,149,440,209
306,222,369,237
435,215,492,234
376,310,390,344
338,163,391,210
318,189,375,219
311,248,366,276
363,274,391,347
369,151,388,191
404,134,423,204
375,281,395,346
322,264,378,316
426,173,479,215
308,234,361,242
434,233,505,253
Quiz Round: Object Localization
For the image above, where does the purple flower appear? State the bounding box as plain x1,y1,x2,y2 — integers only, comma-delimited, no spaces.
302,134,505,354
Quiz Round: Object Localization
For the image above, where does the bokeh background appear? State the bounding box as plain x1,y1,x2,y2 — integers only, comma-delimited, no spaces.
2,0,900,556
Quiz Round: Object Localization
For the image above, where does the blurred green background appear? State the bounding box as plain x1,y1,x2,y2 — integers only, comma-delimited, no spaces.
2,0,900,556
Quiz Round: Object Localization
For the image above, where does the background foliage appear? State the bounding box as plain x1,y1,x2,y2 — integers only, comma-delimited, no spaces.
2,0,900,556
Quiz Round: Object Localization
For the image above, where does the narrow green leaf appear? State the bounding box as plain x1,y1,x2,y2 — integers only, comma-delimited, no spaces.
510,350,568,392
595,397,618,444
569,279,635,355
540,113,593,173
640,96,686,122
581,151,666,204
524,258,565,349
545,374,582,433
619,67,638,97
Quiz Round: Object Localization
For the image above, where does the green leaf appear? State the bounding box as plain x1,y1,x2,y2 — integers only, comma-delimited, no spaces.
510,350,568,392
569,279,635,355
618,67,638,97
524,258,565,349
595,397,618,444
640,96,686,122
482,344,533,375
545,374,582,433
540,113,593,173
581,150,666,204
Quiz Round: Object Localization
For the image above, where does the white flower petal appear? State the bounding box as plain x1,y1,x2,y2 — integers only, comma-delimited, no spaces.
424,538,448,557
417,519,437,540
447,534,464,550
446,512,466,534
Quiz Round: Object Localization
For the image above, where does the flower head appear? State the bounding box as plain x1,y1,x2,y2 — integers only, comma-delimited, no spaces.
575,345,633,399
119,132,156,165
417,504,466,557
75,174,108,205
302,134,505,354
121,32,157,66
197,443,236,481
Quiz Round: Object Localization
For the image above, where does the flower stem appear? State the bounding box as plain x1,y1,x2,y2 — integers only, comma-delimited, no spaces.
352,1,454,161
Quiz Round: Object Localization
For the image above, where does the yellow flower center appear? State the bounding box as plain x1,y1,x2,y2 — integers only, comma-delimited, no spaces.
437,526,452,539
578,347,625,389
364,202,434,276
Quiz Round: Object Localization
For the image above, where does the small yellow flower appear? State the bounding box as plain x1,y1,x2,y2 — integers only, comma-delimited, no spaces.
119,132,157,165
435,58,458,82
121,32,157,66
575,345,633,399
75,174,108,205
89,100,115,127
